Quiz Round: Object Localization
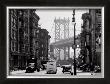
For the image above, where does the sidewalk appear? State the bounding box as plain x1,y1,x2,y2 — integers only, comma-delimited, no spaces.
10,70,26,75
9,69,103,78
73,70,103,78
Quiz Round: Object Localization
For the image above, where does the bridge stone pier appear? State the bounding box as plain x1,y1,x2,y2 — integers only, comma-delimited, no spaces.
50,36,80,61
53,46,70,61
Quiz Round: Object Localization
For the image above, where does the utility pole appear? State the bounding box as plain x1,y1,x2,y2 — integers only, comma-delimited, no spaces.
72,9,77,75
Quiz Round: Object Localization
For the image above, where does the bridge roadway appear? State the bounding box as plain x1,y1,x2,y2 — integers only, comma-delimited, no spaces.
50,36,80,48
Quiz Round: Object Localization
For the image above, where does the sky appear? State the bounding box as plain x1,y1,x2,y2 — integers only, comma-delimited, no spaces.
36,9,89,43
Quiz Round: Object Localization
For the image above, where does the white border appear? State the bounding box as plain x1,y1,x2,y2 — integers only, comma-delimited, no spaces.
102,7,104,78
7,7,9,78
6,6,103,9
6,6,104,78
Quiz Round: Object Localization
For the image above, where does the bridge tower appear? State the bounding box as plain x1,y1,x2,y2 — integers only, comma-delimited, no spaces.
54,17,70,60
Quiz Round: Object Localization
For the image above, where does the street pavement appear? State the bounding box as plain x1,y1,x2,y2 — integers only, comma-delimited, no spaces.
9,67,103,78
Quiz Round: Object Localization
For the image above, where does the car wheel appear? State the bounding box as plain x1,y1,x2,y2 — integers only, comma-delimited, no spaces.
37,68,40,72
54,71,57,74
25,71,28,73
71,72,73,75
47,72,49,74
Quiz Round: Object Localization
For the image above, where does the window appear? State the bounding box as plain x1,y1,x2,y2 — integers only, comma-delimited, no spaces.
11,17,14,27
11,41,16,52
35,23,38,27
11,41,14,51
41,33,43,37
11,29,14,39
37,50,39,53
85,20,90,33
33,22,36,27
37,34,38,38
25,46,29,53
86,35,89,45
11,17,16,28
13,10,16,17
11,29,16,40
42,44,43,48
96,9,101,14
15,42,18,52
13,18,16,23
14,31,16,40
19,21,22,27
25,36,28,42
25,23,28,34
22,44,25,52
36,42,39,48
97,23,101,28
11,16,14,23
36,30,39,33
19,11,22,16
14,19,16,28
11,10,13,14
42,51,43,54
34,30,36,36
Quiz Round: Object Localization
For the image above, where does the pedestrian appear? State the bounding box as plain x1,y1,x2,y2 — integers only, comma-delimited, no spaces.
90,63,94,75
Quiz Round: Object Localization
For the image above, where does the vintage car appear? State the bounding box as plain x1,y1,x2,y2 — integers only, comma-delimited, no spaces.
61,64,73,75
94,65,101,73
25,63,36,73
46,60,57,74
25,57,41,73
41,60,48,70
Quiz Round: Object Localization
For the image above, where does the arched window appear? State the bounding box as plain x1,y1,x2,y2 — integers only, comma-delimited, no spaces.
36,30,39,33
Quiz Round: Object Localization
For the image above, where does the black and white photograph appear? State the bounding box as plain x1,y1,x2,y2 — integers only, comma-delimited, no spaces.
6,7,104,78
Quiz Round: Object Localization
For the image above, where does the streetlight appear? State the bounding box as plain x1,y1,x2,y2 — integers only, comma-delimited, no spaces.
72,9,77,75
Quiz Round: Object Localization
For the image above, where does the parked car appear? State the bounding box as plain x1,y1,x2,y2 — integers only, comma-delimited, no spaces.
61,64,73,75
41,60,48,70
94,65,101,73
79,64,90,72
46,60,57,74
25,57,41,73
57,64,61,67
25,63,36,73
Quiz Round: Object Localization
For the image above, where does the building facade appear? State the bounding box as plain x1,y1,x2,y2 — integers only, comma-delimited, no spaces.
33,27,51,62
9,9,19,70
89,9,101,67
9,9,40,70
80,9,101,71
29,9,40,58
9,9,51,71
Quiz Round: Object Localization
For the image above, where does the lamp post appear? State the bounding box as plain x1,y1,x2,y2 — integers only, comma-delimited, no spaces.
72,9,77,75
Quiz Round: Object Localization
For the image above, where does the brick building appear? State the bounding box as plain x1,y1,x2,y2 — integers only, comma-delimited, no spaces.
9,9,51,71
9,9,40,70
80,9,101,71
33,27,51,61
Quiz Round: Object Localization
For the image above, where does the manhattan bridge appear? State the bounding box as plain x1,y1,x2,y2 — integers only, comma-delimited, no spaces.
49,17,80,61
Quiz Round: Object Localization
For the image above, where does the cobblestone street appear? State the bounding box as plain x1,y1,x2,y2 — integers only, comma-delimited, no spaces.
9,67,102,78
